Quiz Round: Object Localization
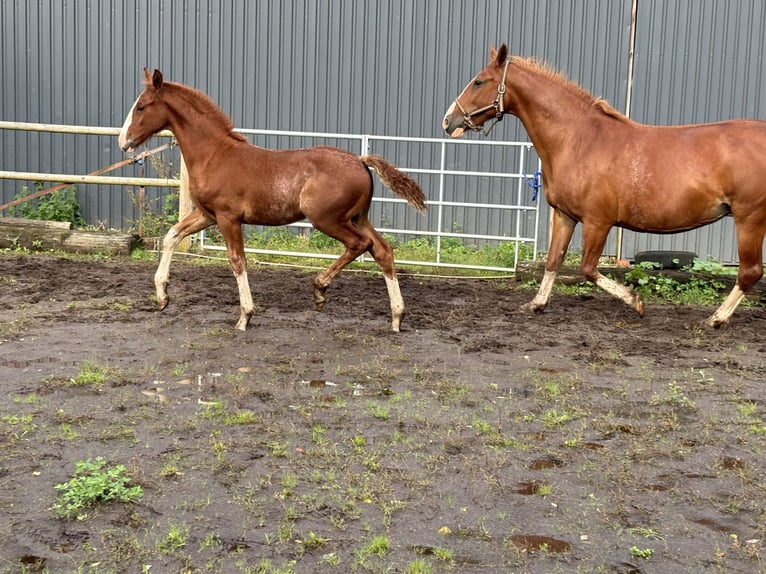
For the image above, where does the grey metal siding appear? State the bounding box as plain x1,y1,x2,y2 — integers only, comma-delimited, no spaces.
0,0,629,238
1,0,763,266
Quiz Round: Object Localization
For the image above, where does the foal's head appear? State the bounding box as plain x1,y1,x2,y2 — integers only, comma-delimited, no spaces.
118,68,170,153
443,44,510,138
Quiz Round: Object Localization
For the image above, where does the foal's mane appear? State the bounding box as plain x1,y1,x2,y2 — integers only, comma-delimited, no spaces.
511,57,630,123
151,78,249,142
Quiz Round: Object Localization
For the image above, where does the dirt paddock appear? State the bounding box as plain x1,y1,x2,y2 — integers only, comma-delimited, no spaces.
0,252,764,573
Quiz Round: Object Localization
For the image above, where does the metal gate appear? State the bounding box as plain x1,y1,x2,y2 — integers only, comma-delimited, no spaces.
197,130,542,273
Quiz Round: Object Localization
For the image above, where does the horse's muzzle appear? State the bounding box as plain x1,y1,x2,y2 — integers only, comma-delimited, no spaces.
442,112,466,139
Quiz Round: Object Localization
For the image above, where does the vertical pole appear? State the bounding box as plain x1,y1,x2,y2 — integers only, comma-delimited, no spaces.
177,155,192,252
615,0,639,262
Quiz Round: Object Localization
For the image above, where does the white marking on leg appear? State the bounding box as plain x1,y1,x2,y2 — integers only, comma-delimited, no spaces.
594,273,643,314
234,269,255,331
154,226,183,308
706,284,746,327
523,269,557,313
383,274,405,332
118,97,139,151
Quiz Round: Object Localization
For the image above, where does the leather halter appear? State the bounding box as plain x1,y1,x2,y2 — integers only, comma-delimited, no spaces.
452,59,510,136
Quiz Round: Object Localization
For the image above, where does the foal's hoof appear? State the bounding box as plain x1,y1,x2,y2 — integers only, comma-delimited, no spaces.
157,297,169,311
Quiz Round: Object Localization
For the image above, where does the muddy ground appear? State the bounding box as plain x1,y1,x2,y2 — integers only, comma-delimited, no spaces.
0,251,764,574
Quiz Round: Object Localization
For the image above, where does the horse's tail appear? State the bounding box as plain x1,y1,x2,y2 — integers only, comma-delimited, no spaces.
361,155,427,213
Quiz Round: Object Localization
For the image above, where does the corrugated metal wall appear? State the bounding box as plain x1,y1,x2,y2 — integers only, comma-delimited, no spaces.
621,0,766,263
1,0,764,263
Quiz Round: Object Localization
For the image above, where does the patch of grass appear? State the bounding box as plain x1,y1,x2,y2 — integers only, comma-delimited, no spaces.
354,535,390,565
69,360,109,386
157,522,190,554
53,457,143,519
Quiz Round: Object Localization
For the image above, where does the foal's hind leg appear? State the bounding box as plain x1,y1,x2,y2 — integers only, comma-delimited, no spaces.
361,222,405,331
155,209,215,310
311,222,371,311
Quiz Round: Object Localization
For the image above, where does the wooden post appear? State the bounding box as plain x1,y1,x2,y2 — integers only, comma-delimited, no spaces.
176,155,193,252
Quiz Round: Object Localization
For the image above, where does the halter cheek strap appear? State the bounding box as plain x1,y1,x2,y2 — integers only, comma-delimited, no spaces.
453,59,510,136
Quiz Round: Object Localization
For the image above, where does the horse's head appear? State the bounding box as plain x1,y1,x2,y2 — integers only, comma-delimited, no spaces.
118,68,169,153
442,44,510,138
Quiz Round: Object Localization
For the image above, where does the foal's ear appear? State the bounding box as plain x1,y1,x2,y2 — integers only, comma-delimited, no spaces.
151,69,164,89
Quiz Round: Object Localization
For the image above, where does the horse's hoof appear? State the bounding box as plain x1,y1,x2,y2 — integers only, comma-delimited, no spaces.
520,302,545,315
634,297,644,318
157,298,169,311
703,317,726,330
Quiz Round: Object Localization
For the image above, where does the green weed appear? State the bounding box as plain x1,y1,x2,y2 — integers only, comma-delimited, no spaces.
53,457,142,519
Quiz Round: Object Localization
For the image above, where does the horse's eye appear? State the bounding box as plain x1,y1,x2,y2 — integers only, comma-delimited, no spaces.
136,105,145,113
473,79,483,87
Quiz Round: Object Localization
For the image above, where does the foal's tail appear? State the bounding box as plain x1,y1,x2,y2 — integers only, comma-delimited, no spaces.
361,155,427,213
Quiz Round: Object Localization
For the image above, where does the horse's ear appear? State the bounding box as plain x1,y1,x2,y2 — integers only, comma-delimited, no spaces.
152,69,164,89
495,44,508,66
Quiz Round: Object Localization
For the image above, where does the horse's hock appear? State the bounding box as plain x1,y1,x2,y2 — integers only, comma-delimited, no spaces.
0,217,141,255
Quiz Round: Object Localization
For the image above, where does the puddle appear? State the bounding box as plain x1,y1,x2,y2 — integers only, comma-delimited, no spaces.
19,555,46,571
513,480,548,495
0,356,59,369
693,517,732,533
299,379,338,388
528,457,564,470
509,534,571,553
720,456,745,470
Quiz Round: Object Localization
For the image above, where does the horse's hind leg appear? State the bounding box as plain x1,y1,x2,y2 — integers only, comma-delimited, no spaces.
706,224,764,327
155,209,215,310
522,208,576,314
361,223,405,331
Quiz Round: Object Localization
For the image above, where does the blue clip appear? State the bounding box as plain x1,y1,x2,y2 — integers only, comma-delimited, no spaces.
523,170,542,201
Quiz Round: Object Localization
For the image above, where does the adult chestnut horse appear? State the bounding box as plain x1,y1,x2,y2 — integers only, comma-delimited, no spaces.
443,44,766,327
119,69,426,331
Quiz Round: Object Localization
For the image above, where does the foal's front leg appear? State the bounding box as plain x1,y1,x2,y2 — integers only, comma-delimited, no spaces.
155,209,215,310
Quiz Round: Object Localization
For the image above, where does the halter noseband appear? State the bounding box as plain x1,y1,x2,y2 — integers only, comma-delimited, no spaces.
453,58,511,136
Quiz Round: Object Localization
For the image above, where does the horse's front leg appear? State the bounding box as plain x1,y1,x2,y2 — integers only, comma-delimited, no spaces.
581,223,644,316
155,209,215,310
522,208,576,314
217,217,255,331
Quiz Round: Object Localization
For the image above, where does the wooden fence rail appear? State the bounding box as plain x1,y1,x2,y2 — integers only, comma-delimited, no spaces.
0,120,192,250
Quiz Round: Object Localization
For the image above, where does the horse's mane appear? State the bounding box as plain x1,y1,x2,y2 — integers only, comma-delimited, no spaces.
153,78,249,142
510,57,631,123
